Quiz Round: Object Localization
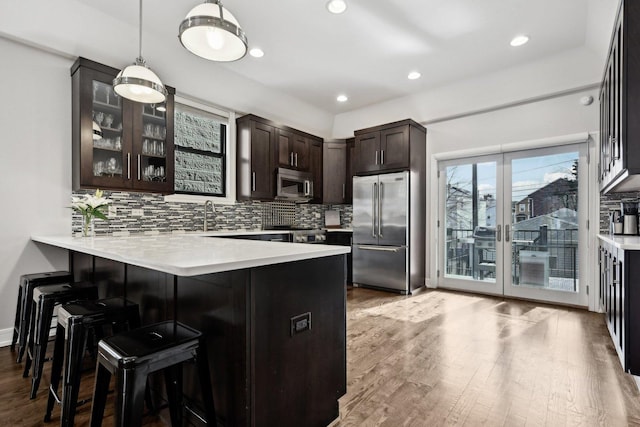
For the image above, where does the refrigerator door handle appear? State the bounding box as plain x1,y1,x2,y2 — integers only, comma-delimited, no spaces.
496,224,502,242
357,245,402,253
378,182,383,238
372,182,377,237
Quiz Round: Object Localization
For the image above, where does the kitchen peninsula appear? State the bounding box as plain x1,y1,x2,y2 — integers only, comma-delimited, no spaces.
31,233,350,427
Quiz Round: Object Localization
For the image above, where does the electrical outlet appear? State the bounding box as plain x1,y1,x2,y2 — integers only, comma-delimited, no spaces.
131,208,144,217
108,206,117,217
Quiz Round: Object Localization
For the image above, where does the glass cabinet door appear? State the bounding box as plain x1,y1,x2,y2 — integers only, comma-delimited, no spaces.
133,101,174,192
91,80,125,181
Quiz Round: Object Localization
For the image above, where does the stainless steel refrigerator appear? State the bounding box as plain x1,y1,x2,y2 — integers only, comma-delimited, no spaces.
352,171,425,294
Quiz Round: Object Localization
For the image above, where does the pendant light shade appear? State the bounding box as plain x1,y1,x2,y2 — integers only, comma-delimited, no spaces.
113,58,167,104
179,0,248,62
113,0,167,104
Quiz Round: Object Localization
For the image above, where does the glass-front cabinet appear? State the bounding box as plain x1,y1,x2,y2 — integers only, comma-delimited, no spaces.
71,57,174,193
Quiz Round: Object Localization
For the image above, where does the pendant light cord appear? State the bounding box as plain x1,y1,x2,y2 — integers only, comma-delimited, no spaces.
138,0,144,63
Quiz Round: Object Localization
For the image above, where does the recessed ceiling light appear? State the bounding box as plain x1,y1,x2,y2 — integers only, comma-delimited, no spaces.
326,0,347,14
337,94,348,102
408,71,421,80
249,48,264,58
510,35,529,47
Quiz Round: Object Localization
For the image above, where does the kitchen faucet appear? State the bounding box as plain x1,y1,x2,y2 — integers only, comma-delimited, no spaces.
204,200,215,232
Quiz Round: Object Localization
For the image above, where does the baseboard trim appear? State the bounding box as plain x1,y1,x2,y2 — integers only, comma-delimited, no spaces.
0,327,14,348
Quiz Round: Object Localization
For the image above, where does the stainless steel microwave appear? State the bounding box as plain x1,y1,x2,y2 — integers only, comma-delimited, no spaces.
276,168,313,202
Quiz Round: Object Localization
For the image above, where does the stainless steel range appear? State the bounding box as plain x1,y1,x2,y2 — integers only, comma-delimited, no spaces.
291,229,327,244
263,225,326,244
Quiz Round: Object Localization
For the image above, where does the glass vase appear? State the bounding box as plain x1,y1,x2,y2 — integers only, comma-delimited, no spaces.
82,216,94,237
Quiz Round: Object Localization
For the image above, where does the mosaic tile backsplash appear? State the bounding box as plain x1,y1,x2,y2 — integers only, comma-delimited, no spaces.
600,191,640,233
71,190,352,236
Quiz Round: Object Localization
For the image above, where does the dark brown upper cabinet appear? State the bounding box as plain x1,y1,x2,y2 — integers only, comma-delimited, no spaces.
309,139,323,203
236,114,324,201
236,115,277,200
600,0,640,193
71,57,175,194
353,119,426,176
323,142,347,204
277,128,310,171
345,138,355,203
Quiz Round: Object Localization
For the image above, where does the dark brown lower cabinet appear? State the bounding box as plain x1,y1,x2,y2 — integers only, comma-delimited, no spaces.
71,252,346,427
599,238,640,374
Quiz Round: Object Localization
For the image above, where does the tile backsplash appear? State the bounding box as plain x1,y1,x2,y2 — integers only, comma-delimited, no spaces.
71,190,352,235
599,191,640,233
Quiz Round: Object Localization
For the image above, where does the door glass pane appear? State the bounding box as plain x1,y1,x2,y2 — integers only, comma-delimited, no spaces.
444,161,497,282
141,104,167,182
92,80,123,177
511,152,579,292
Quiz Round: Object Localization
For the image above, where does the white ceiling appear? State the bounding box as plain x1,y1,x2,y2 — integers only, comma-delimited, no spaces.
59,0,618,115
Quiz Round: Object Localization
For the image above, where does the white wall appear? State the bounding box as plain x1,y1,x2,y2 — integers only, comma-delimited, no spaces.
0,39,73,341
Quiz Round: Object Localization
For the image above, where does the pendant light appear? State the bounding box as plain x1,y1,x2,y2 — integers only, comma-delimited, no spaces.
113,0,168,104
179,0,248,62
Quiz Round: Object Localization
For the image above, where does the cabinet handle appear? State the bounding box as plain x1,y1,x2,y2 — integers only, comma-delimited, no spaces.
505,224,510,242
252,172,256,192
381,150,385,165
342,183,346,200
375,151,379,165
137,155,141,180
290,152,294,166
496,225,502,242
295,152,298,167
127,153,131,180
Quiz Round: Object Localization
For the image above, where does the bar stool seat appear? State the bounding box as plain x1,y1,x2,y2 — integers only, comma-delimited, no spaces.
11,271,73,363
24,281,99,399
90,320,216,427
45,297,141,427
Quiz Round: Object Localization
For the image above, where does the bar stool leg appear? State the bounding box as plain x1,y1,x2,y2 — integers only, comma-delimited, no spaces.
90,362,111,427
164,364,184,426
61,322,89,427
30,297,56,399
45,323,66,422
196,341,217,426
22,302,37,376
115,368,147,427
10,285,22,352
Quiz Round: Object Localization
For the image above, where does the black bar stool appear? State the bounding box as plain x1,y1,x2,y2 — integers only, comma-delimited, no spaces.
23,281,99,399
90,320,216,427
11,271,73,363
45,297,141,427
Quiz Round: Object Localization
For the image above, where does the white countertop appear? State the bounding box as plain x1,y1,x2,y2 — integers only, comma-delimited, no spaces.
32,234,350,277
598,234,640,250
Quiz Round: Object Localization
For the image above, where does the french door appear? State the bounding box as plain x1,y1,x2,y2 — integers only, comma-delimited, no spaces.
438,144,588,306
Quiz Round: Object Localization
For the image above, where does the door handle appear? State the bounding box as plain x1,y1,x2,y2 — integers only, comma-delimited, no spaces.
357,245,401,252
496,224,502,242
505,224,510,242
372,183,377,237
378,182,383,238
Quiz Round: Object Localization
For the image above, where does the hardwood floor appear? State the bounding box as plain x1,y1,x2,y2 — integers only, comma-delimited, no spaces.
2,287,640,426
332,287,640,427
